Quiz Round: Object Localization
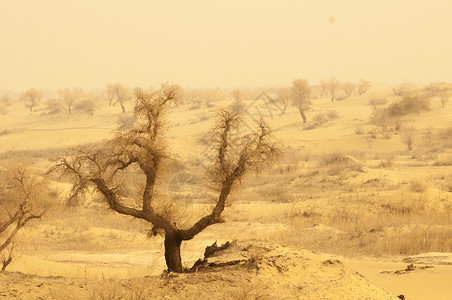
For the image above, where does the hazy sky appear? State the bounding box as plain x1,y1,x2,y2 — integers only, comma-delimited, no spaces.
1,0,452,91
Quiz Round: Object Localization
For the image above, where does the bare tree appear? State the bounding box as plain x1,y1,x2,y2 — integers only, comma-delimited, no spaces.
371,108,392,132
326,77,340,102
59,87,83,114
21,88,42,112
357,79,371,95
276,87,290,113
106,84,115,106
368,95,387,111
0,94,11,115
401,125,416,151
0,104,7,116
439,88,449,108
51,83,278,273
319,79,328,98
1,94,11,106
393,84,410,96
230,89,245,113
0,167,52,271
231,89,242,103
342,82,355,97
113,83,130,113
290,79,311,123
132,86,144,107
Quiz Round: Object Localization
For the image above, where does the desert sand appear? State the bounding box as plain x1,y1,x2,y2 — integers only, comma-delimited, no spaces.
1,83,452,300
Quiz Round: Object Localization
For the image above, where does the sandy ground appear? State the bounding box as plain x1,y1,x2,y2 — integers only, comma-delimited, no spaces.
0,241,399,300
1,85,452,299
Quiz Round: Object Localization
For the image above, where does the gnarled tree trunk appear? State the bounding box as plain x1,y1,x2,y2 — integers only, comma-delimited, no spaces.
164,231,183,272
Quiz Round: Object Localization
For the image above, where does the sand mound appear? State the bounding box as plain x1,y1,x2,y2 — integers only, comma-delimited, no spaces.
0,241,397,299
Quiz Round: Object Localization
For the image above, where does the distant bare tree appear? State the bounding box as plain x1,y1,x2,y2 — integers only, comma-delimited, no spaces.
357,79,371,95
1,95,11,106
393,84,410,96
371,108,392,132
439,88,449,108
319,79,328,98
21,88,42,112
290,79,311,123
113,83,130,113
231,89,242,103
276,87,291,113
401,125,416,151
0,95,8,115
106,84,115,106
230,89,245,113
186,88,226,105
59,87,83,114
51,83,278,273
132,86,144,107
368,95,387,111
0,167,53,271
0,106,7,116
342,82,355,97
326,77,340,102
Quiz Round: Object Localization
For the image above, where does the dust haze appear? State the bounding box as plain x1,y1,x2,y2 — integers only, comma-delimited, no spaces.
1,1,452,300
2,1,452,90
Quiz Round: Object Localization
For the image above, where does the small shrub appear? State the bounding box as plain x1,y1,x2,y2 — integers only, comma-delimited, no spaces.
371,108,391,131
354,127,364,135
410,180,427,193
320,152,348,166
387,94,430,117
231,100,246,114
313,112,328,124
327,109,339,119
189,101,202,110
304,113,329,130
46,98,65,114
74,98,97,114
1,94,12,106
440,126,452,140
368,128,378,139
393,86,410,96
0,104,7,115
196,113,209,122
379,156,394,168
401,126,416,151
319,152,362,174
433,156,452,166
383,132,392,139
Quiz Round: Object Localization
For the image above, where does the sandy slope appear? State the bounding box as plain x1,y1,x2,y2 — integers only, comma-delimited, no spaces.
0,242,398,300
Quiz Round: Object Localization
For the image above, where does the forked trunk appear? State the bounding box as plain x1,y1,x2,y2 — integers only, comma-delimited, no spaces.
164,231,184,272
120,102,125,113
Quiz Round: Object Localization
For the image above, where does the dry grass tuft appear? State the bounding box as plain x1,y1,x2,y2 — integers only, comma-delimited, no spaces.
410,180,427,193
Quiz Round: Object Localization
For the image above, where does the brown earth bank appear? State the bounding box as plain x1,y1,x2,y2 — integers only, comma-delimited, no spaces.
0,241,397,300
